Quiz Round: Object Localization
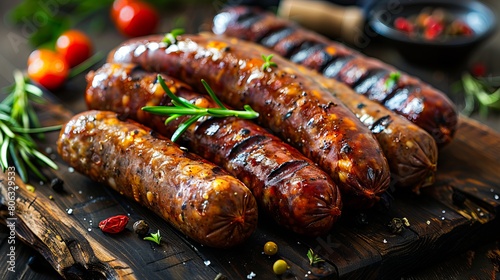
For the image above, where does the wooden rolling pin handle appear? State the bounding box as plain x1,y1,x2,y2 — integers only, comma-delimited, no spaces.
278,0,365,44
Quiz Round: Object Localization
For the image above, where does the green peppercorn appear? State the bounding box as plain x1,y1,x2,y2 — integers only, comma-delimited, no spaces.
133,220,149,236
273,259,288,275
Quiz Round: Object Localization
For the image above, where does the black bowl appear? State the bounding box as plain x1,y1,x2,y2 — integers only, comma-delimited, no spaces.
368,0,496,65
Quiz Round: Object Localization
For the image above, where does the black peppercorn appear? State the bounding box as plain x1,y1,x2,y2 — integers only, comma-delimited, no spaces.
133,220,150,236
50,178,64,192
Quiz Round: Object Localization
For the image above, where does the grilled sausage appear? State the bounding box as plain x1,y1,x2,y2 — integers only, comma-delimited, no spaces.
212,6,458,147
85,63,342,235
57,110,258,248
298,66,438,192
108,33,391,209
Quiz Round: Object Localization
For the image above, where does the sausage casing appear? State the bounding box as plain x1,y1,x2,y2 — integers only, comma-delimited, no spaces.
212,6,458,147
85,63,342,235
108,33,391,209
57,110,258,248
298,66,438,192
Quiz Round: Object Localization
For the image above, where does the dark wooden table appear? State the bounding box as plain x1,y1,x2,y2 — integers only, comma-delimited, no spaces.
1,1,499,279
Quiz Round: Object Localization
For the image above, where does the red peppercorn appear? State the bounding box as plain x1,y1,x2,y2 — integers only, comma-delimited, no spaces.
99,215,130,233
424,21,444,40
394,17,414,34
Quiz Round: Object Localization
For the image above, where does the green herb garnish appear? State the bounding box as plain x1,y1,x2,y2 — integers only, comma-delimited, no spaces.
143,230,162,245
1,70,61,182
162,28,185,46
142,75,259,142
306,249,324,266
385,71,401,90
261,54,277,71
460,73,500,117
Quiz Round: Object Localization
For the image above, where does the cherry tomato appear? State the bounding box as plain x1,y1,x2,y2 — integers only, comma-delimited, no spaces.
27,49,69,90
114,1,159,37
55,30,93,67
111,0,134,22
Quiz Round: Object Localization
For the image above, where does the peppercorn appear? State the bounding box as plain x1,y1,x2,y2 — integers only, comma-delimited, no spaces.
50,177,64,192
133,220,150,236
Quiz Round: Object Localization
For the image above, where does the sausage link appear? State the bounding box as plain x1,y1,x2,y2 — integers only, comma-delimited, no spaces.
306,68,438,192
57,110,258,248
85,63,342,235
108,34,391,209
212,6,458,147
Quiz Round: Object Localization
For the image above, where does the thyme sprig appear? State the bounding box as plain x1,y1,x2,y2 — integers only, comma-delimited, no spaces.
261,54,277,71
306,249,325,266
143,230,162,245
1,70,61,182
142,75,259,142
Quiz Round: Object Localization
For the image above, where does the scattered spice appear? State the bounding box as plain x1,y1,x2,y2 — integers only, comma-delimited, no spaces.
98,215,129,234
261,54,277,71
273,259,289,275
263,241,278,255
50,177,64,193
133,220,150,236
26,184,35,192
388,217,405,234
307,248,324,266
144,230,162,245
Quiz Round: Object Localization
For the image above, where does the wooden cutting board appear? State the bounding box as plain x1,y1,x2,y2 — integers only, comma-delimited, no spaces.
1,102,499,280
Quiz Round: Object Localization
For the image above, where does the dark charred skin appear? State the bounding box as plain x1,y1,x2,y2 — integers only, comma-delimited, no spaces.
85,63,342,235
304,67,438,192
108,34,391,209
57,110,258,248
212,6,458,147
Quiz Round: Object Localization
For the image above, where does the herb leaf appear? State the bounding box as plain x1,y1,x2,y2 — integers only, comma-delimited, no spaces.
307,249,324,266
261,54,277,71
0,70,62,182
385,71,401,90
143,230,162,245
142,75,259,142
460,73,500,117
162,28,185,46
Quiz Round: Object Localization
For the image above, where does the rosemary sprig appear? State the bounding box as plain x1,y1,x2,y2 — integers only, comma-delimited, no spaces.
0,70,61,182
143,230,162,245
261,54,277,71
162,28,185,46
306,249,325,266
385,71,401,90
142,75,259,142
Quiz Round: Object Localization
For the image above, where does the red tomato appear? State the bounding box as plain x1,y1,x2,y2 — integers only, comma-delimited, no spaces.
55,30,93,67
114,1,159,37
27,49,69,90
111,0,134,22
